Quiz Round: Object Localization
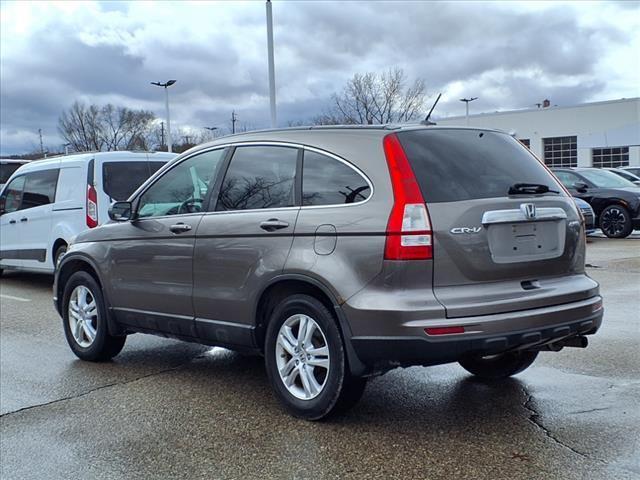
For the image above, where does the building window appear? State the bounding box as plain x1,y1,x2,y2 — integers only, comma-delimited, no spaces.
543,136,577,167
592,147,629,168
519,139,530,148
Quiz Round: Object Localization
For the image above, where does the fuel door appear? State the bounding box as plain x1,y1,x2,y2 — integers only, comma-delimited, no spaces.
314,224,337,255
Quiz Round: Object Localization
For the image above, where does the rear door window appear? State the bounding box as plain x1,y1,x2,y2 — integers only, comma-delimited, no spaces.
302,150,371,206
102,161,167,201
21,170,59,209
216,146,298,211
397,129,561,203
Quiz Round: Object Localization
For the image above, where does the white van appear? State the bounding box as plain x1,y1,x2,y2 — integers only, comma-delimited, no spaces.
0,151,176,274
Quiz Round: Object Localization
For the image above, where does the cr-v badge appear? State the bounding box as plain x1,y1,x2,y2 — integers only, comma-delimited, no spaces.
450,227,482,234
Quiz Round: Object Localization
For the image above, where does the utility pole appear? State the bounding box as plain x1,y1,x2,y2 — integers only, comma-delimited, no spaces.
459,97,478,126
38,129,44,156
151,80,177,152
266,0,277,127
160,121,165,150
231,111,238,134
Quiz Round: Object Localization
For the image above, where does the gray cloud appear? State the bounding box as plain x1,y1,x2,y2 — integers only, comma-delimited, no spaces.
1,0,637,154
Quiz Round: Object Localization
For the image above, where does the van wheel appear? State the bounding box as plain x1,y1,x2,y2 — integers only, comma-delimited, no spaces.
264,294,366,420
600,205,632,238
459,351,538,380
62,271,126,361
54,244,67,268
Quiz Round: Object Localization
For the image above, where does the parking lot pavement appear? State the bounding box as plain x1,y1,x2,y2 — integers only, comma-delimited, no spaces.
1,238,639,480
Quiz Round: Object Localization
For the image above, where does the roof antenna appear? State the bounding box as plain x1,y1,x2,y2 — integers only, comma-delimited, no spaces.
421,93,442,125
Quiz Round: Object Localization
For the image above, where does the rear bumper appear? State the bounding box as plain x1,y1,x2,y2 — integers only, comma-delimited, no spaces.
349,295,603,372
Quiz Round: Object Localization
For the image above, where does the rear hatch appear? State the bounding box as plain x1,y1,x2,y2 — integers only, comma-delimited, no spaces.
397,128,594,318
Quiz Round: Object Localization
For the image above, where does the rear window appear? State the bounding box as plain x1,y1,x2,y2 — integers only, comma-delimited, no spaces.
0,163,23,184
397,129,561,203
102,161,166,201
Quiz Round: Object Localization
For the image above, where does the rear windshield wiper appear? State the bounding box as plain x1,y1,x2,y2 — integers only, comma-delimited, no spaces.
508,183,560,195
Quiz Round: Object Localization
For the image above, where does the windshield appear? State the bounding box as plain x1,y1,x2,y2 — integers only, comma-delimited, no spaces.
580,169,636,188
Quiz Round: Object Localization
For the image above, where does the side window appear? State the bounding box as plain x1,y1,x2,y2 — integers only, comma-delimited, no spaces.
137,149,225,218
554,171,581,188
0,176,26,214
21,170,59,210
217,146,297,211
102,161,168,202
302,151,371,206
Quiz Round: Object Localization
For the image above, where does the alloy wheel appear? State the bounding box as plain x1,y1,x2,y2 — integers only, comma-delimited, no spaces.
601,207,626,237
275,314,330,400
68,285,98,348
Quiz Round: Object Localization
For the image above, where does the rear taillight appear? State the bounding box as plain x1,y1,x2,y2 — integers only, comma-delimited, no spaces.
383,133,433,260
86,184,98,228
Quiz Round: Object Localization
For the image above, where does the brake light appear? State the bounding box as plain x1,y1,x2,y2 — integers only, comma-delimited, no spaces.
383,133,433,260
86,184,98,228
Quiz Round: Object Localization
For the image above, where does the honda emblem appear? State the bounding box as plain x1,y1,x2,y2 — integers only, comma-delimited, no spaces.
521,203,537,220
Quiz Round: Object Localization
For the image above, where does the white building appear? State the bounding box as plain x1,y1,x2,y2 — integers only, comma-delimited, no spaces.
435,97,640,168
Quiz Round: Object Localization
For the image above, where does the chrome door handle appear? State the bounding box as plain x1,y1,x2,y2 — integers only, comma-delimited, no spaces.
260,219,289,232
169,223,192,234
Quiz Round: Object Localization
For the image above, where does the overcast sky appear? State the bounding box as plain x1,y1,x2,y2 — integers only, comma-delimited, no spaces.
1,0,638,155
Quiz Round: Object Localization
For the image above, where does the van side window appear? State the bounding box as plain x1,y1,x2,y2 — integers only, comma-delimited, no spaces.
103,161,167,201
137,150,224,218
21,170,59,210
302,151,371,206
216,146,298,211
0,176,26,214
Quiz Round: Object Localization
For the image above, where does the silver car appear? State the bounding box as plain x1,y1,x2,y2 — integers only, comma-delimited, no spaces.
54,126,603,420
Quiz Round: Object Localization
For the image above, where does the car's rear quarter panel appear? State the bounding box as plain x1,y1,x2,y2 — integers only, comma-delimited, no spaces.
274,130,394,307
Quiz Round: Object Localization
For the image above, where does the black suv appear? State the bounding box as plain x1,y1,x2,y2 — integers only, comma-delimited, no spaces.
553,167,640,238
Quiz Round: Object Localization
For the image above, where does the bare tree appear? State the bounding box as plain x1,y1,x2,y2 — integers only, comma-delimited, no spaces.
313,68,426,125
58,101,156,152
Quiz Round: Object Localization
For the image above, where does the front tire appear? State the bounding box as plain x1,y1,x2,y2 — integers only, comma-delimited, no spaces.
62,271,126,361
54,244,67,269
264,294,366,420
599,204,632,238
459,350,538,380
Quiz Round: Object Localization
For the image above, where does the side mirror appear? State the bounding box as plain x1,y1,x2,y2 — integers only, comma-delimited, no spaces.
573,182,589,192
108,201,133,222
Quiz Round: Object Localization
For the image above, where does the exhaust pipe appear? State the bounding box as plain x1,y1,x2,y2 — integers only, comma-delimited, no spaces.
536,335,589,352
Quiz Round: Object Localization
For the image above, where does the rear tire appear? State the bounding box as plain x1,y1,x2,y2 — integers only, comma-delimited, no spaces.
62,271,126,362
459,350,538,380
599,204,633,238
264,294,366,420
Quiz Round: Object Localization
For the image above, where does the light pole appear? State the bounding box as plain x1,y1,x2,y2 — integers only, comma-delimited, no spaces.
459,97,478,126
151,80,177,152
204,126,218,141
266,0,277,127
